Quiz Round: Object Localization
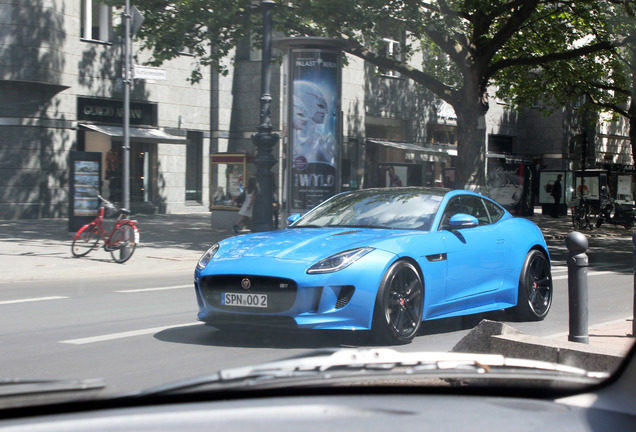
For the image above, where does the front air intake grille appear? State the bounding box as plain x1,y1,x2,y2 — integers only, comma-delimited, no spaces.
335,286,355,309
200,275,297,313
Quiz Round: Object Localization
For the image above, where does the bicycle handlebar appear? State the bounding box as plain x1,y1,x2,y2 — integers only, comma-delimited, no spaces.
97,195,132,216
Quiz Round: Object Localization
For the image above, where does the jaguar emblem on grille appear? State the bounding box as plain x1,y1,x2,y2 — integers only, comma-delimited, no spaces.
241,278,251,290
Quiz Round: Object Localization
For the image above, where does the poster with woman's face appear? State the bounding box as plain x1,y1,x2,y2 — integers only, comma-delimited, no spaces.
290,49,340,210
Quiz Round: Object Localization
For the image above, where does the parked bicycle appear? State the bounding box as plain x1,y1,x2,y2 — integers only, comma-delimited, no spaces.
596,186,636,229
571,194,594,230
71,195,140,263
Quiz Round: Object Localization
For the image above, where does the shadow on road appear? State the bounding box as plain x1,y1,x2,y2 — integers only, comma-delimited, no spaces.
154,324,372,349
153,310,521,349
548,236,635,275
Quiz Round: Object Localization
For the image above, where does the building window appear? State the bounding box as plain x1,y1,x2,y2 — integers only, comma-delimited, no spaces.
236,33,263,61
427,124,457,145
186,132,203,202
81,0,112,42
488,134,514,154
376,38,401,78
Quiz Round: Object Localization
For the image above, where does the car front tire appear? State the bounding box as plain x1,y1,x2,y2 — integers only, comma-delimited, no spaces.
372,260,424,345
514,249,552,321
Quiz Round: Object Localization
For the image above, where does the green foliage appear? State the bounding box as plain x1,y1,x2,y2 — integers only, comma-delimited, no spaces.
125,0,634,183
493,1,635,120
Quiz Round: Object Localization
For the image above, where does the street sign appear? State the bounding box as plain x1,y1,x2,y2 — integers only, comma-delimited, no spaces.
133,65,167,81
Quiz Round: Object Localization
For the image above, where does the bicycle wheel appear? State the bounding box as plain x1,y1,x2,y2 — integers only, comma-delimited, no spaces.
109,224,137,263
584,208,593,230
572,207,583,229
575,205,586,229
71,225,100,257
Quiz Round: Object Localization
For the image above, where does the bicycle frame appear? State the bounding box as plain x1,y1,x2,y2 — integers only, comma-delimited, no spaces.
71,197,140,262
571,195,593,230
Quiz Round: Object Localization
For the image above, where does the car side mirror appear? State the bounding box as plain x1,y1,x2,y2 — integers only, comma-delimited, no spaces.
287,213,302,225
448,213,479,229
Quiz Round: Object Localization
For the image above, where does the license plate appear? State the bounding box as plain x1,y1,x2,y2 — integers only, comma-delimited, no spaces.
221,292,268,308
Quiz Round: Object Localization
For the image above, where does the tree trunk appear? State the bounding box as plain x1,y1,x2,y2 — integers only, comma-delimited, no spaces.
630,60,636,166
452,71,489,189
454,108,486,189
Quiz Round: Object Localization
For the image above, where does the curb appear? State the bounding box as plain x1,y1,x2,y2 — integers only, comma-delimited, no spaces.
452,320,631,373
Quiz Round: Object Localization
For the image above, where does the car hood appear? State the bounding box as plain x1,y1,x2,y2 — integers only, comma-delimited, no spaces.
215,227,415,263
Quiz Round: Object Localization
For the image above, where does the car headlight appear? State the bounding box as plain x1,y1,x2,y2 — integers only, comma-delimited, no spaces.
307,247,374,274
196,244,220,270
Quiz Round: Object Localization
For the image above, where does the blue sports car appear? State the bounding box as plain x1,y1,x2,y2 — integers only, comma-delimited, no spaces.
194,188,552,344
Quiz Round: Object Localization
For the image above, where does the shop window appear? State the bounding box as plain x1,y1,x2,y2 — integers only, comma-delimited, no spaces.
209,154,254,209
81,0,112,42
186,132,203,202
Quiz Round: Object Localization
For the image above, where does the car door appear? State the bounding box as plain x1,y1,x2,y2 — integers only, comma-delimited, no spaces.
439,195,509,302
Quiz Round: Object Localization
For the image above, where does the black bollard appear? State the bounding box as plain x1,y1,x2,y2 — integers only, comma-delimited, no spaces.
566,231,589,344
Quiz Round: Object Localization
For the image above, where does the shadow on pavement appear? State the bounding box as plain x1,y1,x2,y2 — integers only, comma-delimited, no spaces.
153,324,372,349
153,310,523,350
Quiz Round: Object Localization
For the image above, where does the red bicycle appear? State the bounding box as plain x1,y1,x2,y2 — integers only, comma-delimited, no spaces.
71,195,140,263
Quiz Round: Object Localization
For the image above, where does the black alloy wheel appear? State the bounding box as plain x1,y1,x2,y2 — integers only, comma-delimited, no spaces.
514,250,552,321
372,260,424,344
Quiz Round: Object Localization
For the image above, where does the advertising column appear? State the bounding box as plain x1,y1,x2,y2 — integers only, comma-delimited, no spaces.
68,151,101,232
289,48,340,210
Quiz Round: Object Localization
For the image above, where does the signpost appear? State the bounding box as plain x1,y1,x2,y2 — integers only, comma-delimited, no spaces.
122,3,144,210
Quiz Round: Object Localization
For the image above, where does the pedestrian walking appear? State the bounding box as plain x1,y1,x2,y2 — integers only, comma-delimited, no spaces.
234,178,257,233
551,174,562,217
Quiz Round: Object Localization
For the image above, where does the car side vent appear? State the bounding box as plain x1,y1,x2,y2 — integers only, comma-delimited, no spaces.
335,286,355,309
332,230,362,236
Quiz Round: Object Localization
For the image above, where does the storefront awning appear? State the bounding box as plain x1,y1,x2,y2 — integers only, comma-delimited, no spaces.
80,124,188,144
367,139,457,157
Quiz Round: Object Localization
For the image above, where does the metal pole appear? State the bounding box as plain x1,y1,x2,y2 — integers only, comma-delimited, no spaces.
250,0,278,232
632,233,636,337
566,231,589,344
122,0,132,210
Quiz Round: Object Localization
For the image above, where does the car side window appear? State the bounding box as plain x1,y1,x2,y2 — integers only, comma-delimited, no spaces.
461,195,490,225
483,199,505,223
440,196,467,228
439,195,481,227
440,195,495,229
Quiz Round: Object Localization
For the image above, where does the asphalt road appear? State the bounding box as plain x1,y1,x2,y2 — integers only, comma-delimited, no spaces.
0,236,634,397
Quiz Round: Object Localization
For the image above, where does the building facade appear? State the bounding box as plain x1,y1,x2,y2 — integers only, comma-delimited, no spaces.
1,2,632,223
1,0,211,219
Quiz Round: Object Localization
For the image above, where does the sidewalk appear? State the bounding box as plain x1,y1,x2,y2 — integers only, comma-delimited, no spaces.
524,211,636,240
0,213,234,282
0,211,633,359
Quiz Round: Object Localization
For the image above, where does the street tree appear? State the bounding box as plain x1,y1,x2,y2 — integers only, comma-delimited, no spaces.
495,0,636,166
127,0,632,187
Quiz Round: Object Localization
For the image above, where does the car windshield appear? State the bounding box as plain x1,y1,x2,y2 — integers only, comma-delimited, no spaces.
293,188,445,231
3,0,636,424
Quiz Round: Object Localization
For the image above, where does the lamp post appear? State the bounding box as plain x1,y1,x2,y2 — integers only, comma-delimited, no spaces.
250,0,279,232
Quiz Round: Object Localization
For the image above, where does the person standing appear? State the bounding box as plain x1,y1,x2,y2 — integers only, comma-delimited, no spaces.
234,178,257,233
388,166,403,187
551,174,562,217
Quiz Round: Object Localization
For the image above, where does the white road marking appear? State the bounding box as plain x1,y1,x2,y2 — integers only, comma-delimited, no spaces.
60,322,201,345
0,296,68,305
115,285,191,293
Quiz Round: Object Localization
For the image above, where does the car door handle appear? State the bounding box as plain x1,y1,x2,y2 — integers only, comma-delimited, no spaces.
497,239,505,244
